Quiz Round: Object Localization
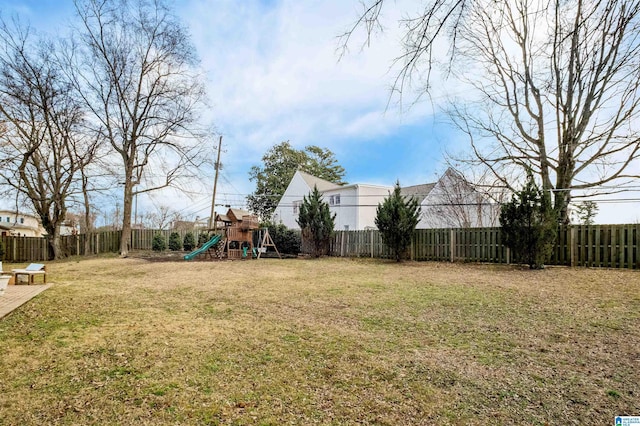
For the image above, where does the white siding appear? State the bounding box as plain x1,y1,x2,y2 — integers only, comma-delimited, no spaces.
272,171,393,231
272,171,312,229
324,186,358,231
0,210,45,237
356,185,392,229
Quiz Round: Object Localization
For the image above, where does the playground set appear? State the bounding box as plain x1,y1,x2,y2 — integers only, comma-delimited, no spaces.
183,208,280,261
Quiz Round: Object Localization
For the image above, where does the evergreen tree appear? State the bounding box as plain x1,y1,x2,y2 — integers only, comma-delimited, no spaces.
500,172,557,269
375,181,421,262
297,185,335,257
198,232,211,247
152,234,167,252
168,232,182,251
183,232,196,251
573,201,599,225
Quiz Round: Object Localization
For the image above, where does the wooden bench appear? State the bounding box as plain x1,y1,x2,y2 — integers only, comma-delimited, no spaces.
12,263,47,285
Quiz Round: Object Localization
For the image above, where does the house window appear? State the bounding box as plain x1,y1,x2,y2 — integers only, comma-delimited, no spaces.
334,194,340,205
293,201,301,214
5,217,9,223
344,225,349,231
20,217,24,224
329,196,334,206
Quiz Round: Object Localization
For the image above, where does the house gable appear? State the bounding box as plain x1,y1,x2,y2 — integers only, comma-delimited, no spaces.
418,168,499,228
272,170,318,229
297,170,341,192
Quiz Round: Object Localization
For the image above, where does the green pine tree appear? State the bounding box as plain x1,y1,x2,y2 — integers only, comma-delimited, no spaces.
168,232,182,251
573,201,598,225
375,181,421,262
183,232,196,251
198,232,211,247
499,172,557,269
297,185,336,257
152,234,167,252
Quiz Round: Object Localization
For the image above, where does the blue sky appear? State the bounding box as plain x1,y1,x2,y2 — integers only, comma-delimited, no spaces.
0,0,638,224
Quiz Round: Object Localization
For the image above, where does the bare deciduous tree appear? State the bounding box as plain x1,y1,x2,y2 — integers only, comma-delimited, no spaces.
0,22,89,259
342,0,640,223
141,204,180,230
71,0,208,256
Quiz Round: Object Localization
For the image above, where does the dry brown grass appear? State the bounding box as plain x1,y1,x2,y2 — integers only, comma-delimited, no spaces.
0,257,638,425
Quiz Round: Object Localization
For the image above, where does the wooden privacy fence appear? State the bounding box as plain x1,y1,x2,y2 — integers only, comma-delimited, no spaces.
0,236,50,262
0,229,209,261
330,224,640,269
60,229,209,256
2,225,638,269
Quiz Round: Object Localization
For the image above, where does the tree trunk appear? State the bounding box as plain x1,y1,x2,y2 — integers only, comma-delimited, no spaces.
554,190,571,225
50,226,63,261
82,173,93,255
120,179,134,257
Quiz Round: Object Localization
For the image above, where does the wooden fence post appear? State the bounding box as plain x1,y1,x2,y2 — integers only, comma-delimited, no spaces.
570,226,577,267
370,229,374,258
449,229,455,263
411,239,414,261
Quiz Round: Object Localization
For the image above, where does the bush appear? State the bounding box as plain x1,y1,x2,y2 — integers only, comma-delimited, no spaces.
500,172,557,269
375,181,421,262
198,232,211,247
297,185,335,257
266,223,301,255
183,232,196,251
152,234,167,252
168,232,182,251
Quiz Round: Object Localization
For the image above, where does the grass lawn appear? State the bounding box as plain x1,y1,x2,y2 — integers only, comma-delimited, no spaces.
0,256,638,425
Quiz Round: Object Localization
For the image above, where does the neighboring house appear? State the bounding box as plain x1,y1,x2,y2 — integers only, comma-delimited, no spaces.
0,210,47,237
172,220,197,231
407,168,500,228
273,168,500,231
272,170,393,231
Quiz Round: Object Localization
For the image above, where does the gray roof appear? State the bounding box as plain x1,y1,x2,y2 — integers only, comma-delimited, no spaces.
298,170,341,192
401,183,435,201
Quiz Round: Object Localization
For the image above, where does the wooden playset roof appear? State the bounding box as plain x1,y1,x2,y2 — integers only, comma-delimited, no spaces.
226,208,252,222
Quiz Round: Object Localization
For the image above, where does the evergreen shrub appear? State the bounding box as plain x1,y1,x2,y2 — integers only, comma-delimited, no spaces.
168,232,182,251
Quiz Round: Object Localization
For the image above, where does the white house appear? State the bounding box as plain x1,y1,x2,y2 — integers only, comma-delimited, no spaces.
405,168,500,228
272,170,393,231
0,210,47,237
273,168,500,231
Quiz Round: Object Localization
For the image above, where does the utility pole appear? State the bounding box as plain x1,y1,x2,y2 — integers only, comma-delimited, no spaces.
208,135,223,230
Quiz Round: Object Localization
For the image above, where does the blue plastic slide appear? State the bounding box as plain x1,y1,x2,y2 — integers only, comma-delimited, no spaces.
183,234,222,260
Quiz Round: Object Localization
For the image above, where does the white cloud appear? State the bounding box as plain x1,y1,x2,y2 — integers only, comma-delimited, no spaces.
181,0,446,149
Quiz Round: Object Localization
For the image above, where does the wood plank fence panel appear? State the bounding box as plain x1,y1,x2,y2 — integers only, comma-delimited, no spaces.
331,224,638,269
3,224,639,269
